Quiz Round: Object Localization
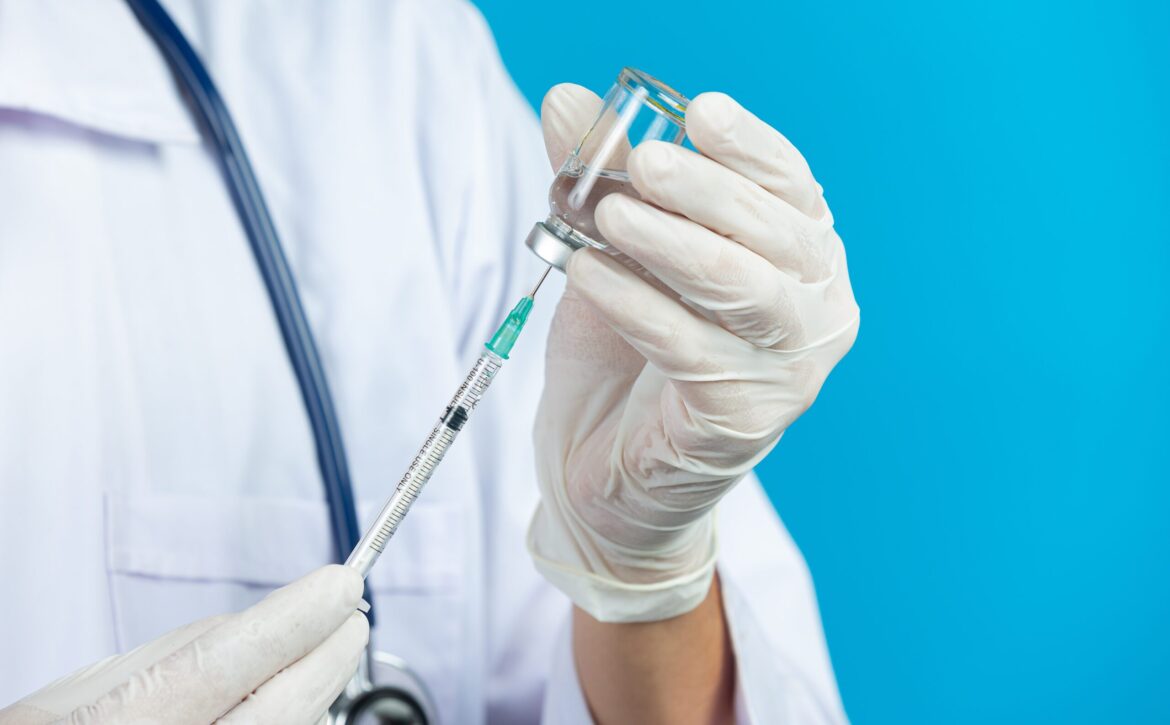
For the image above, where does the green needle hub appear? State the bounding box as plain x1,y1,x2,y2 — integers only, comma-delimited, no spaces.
485,295,534,359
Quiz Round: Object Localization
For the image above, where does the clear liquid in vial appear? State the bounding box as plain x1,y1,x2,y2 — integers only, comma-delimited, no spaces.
547,157,641,250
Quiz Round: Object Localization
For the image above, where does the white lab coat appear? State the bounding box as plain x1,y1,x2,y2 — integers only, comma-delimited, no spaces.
0,1,847,722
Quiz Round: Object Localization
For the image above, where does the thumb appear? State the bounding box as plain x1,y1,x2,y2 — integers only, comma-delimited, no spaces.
540,83,602,171
0,615,229,723
69,565,363,724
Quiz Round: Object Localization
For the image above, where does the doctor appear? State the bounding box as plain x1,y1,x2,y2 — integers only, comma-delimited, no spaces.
0,1,859,724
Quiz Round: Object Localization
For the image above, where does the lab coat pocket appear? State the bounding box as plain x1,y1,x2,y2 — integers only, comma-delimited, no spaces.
103,492,465,655
359,499,468,724
104,491,336,650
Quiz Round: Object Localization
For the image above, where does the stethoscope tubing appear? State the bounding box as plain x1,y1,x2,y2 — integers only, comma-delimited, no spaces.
124,0,369,622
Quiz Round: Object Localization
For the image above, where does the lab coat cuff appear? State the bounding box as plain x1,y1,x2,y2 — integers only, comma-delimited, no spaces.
540,614,593,724
719,563,850,724
539,561,804,725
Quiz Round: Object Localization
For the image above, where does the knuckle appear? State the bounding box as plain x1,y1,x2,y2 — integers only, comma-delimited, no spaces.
700,244,751,300
649,316,684,352
710,266,804,350
760,283,805,349
727,315,784,350
670,240,721,290
564,474,597,520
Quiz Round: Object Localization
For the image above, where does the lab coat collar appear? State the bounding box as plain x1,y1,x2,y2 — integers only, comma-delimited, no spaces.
0,0,201,144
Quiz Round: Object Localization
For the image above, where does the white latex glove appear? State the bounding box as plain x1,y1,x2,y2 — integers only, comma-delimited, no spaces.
0,565,368,724
528,85,861,623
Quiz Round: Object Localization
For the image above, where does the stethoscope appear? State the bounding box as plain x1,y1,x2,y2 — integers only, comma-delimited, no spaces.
125,1,436,722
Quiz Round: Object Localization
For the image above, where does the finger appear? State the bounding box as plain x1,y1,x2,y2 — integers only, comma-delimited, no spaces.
546,284,646,381
541,83,602,171
595,194,805,350
540,277,648,432
18,616,231,722
566,248,755,396
217,612,369,725
78,565,364,724
686,92,826,219
627,141,833,282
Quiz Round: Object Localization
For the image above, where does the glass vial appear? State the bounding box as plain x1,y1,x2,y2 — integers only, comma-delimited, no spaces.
526,67,690,270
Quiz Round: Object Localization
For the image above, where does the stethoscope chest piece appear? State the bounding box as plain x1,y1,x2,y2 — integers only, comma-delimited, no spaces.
331,688,426,725
327,651,438,725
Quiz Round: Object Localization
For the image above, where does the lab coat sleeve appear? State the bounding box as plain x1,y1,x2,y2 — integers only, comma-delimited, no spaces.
540,472,850,724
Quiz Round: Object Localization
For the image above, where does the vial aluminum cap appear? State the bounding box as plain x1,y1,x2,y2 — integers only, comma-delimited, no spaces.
525,221,580,271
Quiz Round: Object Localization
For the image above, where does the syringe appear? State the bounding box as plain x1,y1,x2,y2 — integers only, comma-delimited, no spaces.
345,267,551,578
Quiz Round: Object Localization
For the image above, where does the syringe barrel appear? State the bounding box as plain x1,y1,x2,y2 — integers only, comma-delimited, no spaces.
346,349,504,578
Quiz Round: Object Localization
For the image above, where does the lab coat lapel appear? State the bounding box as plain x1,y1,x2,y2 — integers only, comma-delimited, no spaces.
0,0,200,144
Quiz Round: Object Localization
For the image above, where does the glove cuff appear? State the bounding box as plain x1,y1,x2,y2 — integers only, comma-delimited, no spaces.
526,506,719,623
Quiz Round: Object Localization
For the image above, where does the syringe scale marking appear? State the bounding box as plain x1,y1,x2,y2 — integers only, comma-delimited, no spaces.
343,289,538,578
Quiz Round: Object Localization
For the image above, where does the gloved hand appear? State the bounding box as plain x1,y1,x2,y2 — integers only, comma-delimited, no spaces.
528,84,860,623
0,565,368,725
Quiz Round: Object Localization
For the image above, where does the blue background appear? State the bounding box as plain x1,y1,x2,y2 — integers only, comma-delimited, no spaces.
472,1,1170,722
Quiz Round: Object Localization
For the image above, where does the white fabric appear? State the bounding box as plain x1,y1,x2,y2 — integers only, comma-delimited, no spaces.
0,566,368,724
529,85,860,623
0,1,847,723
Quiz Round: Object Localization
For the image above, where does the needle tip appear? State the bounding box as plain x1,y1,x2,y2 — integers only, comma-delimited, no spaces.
529,265,552,298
